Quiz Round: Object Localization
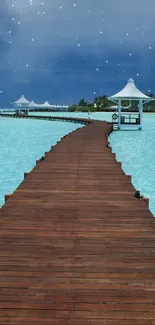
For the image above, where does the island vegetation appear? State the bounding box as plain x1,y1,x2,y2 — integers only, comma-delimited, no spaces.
68,93,155,112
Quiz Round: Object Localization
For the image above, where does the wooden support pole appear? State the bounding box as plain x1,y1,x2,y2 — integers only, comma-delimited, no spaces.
127,175,132,182
24,172,29,179
142,197,149,207
5,194,11,203
139,99,143,130
118,98,121,130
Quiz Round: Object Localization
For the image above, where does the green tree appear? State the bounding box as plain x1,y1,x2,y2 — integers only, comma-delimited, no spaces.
94,95,111,109
78,98,87,106
68,104,77,112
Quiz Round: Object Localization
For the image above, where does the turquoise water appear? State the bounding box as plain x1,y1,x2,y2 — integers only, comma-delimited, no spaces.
28,111,155,215
0,117,82,207
29,111,113,122
110,114,155,216
1,112,155,216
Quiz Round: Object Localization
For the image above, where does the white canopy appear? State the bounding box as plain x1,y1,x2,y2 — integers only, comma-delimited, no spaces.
28,100,39,108
14,95,30,105
109,78,152,101
39,101,52,108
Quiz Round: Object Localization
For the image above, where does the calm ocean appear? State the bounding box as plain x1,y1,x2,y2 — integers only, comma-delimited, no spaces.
0,116,82,207
1,112,155,216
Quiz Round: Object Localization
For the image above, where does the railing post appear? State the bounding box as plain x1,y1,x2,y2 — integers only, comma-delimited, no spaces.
127,175,132,182
142,197,149,207
5,194,11,202
24,172,29,179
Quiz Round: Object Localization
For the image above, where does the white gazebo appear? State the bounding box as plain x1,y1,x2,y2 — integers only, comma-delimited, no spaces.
109,78,154,130
14,95,30,107
39,101,52,109
56,104,61,110
13,95,31,114
62,105,69,111
28,100,39,109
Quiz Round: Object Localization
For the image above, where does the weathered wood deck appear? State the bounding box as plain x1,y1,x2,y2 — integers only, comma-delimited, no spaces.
0,118,155,324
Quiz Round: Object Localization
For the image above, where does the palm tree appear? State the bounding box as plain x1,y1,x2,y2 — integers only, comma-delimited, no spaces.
78,98,87,106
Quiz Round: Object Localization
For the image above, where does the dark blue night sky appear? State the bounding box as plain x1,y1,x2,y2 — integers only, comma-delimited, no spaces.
0,0,155,107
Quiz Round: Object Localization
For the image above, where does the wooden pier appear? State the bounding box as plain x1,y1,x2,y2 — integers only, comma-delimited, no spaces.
0,116,155,324
0,113,89,125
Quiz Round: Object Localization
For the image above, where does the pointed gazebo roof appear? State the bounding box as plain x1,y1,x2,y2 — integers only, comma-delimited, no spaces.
109,78,152,101
28,100,38,108
14,95,31,105
39,101,52,108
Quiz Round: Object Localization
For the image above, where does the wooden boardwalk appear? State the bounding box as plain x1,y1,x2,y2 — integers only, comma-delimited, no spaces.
0,113,89,125
0,118,155,324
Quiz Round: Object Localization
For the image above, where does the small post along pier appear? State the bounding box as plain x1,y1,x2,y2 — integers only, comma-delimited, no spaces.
109,78,154,130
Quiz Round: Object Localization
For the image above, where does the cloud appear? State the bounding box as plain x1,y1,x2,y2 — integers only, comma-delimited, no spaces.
0,0,155,106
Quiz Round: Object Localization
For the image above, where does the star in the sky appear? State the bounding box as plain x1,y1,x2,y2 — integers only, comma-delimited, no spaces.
0,0,154,108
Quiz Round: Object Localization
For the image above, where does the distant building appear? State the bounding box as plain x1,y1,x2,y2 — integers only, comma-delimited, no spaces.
13,96,69,112
109,78,154,130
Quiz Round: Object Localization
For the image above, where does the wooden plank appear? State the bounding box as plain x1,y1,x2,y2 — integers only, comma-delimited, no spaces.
0,117,154,324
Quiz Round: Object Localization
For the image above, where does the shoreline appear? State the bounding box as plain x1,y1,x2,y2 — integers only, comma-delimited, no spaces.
1,109,155,114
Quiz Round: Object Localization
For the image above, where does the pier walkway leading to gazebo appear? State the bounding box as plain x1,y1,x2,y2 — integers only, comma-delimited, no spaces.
0,118,155,325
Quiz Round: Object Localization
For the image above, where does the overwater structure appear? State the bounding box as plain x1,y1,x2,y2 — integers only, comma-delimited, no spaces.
0,115,154,324
13,95,30,115
13,96,69,113
109,78,154,130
